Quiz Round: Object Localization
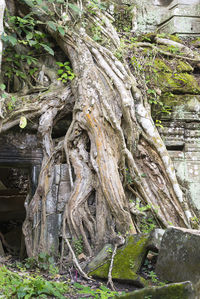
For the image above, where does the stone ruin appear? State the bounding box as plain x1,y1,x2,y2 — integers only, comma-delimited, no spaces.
0,0,200,259
0,127,71,257
159,97,200,214
132,0,200,36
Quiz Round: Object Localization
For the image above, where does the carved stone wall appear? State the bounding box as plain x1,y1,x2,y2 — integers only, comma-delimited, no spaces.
133,0,200,35
159,96,200,212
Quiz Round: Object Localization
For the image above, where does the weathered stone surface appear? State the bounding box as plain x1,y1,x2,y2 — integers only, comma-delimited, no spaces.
148,229,165,251
116,281,195,299
89,234,149,286
156,227,200,283
87,244,113,272
0,132,42,167
159,96,200,213
131,0,200,36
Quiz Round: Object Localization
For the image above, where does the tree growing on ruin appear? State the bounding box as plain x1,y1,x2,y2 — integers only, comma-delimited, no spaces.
0,0,199,263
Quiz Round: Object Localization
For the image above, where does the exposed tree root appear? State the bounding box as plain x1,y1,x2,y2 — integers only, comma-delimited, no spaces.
63,233,92,281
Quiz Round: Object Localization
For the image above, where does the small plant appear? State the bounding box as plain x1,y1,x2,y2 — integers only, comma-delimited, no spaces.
140,217,156,234
149,270,158,284
73,237,83,256
125,168,133,185
56,61,75,83
91,25,102,41
74,282,125,298
0,265,68,298
106,247,113,254
24,252,56,272
49,264,59,278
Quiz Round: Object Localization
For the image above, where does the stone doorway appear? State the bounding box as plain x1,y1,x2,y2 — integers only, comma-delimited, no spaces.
0,132,42,259
0,167,30,258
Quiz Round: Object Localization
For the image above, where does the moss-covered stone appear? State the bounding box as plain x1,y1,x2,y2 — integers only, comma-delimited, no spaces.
155,72,200,94
176,61,193,73
116,281,195,299
89,234,149,285
160,94,199,108
153,59,172,72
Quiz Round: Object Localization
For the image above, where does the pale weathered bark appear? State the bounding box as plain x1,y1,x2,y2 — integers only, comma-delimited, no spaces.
1,0,199,261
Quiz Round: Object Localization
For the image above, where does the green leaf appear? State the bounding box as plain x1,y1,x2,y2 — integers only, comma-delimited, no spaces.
57,26,65,36
8,35,17,46
26,32,33,40
56,62,64,67
28,40,37,46
0,84,6,91
57,69,64,74
47,21,57,31
19,116,27,129
23,0,35,7
68,3,82,14
40,44,54,56
2,93,7,99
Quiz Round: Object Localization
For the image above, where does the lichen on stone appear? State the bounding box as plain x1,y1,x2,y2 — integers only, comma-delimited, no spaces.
89,234,149,285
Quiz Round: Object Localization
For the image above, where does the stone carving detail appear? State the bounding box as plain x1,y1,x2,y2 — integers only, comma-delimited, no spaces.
133,0,200,35
159,96,200,212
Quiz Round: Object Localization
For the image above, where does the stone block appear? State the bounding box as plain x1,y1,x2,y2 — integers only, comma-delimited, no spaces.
87,244,114,272
156,227,200,283
148,229,165,251
116,281,195,299
57,181,71,212
89,234,149,286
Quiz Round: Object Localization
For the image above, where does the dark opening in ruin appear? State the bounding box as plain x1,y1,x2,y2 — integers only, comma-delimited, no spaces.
166,144,185,151
0,167,29,259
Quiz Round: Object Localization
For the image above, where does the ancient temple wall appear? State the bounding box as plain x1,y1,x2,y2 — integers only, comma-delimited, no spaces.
131,0,200,36
159,97,200,212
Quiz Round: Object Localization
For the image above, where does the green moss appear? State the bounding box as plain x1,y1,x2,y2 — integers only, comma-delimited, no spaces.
116,282,194,299
153,59,172,72
89,235,149,285
176,61,193,73
168,34,182,43
159,94,185,108
155,73,200,94
191,38,200,47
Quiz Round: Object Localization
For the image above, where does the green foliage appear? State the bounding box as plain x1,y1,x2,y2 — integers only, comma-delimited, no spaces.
0,265,68,298
148,270,158,283
91,25,102,42
24,252,57,272
130,49,172,124
87,0,107,14
74,282,123,298
125,168,133,185
1,10,55,91
56,62,75,83
140,217,156,234
72,237,83,256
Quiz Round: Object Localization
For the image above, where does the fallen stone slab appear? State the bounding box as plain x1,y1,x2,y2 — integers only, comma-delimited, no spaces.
86,244,114,272
156,227,200,283
115,281,195,299
88,234,149,286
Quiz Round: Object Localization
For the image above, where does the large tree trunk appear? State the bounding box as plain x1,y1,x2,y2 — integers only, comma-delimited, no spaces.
0,0,198,259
